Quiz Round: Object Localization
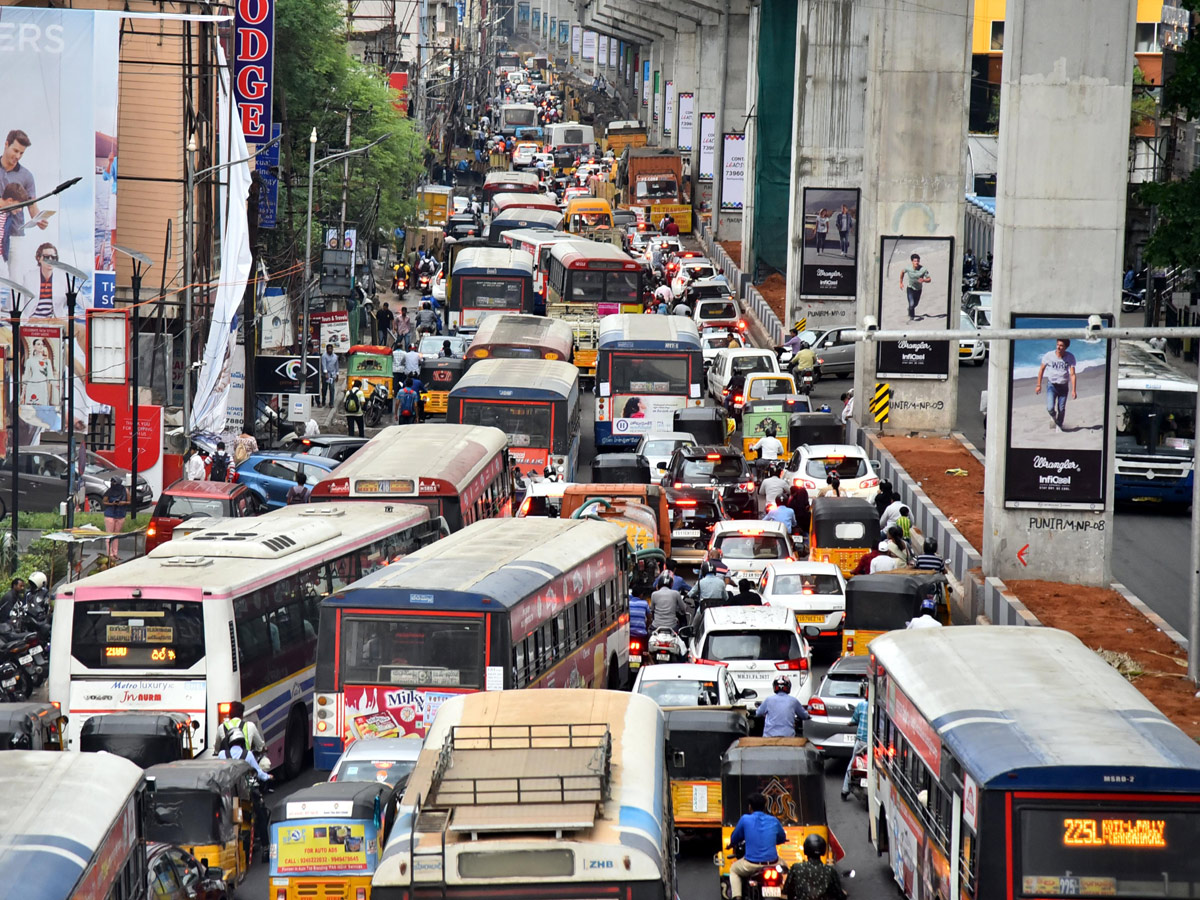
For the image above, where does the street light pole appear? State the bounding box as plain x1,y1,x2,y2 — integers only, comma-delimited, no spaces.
46,261,90,531
111,245,153,524
0,277,35,573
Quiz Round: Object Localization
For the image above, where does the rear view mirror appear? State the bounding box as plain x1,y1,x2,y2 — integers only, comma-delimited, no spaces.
870,459,881,475
657,462,667,471
678,625,694,639
204,866,225,883
801,625,821,639
739,688,758,700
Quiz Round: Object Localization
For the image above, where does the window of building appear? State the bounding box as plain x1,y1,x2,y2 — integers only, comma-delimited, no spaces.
990,21,1004,51
1136,22,1160,53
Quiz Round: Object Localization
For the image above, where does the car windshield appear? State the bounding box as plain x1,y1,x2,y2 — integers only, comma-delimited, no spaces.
334,759,417,787
805,456,869,479
699,301,737,320
639,678,721,707
703,629,801,662
731,356,773,376
679,458,744,482
644,439,687,457
716,534,789,560
821,673,866,698
770,573,842,595
674,501,720,521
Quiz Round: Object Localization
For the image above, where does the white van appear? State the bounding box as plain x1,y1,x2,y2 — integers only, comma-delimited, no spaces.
706,347,779,402
686,605,814,707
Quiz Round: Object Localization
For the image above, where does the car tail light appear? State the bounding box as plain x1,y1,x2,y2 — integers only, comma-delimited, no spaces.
674,482,684,489
739,527,764,535
630,638,642,654
518,495,532,516
737,320,747,331
807,697,826,716
706,453,721,460
862,476,879,489
776,657,809,671
794,478,817,490
737,481,755,492
675,499,697,507
693,658,727,667
846,636,855,653
145,523,157,538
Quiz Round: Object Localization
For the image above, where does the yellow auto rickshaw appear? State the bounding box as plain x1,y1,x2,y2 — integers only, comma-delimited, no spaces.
716,738,842,899
418,356,466,416
346,344,394,401
808,496,878,577
145,759,260,888
842,571,951,656
665,707,749,832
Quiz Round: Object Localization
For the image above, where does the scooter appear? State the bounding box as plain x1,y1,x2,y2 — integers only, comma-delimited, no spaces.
646,627,687,665
797,368,815,396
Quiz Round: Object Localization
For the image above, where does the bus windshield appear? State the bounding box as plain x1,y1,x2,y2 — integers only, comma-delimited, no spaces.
71,599,206,669
460,278,524,309
459,401,552,448
611,355,690,394
1117,388,1196,457
503,108,536,127
338,613,485,689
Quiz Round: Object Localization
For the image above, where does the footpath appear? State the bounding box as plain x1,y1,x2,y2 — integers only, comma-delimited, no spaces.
695,225,1200,739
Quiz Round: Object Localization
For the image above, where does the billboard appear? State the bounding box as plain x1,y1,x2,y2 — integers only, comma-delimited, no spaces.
517,2,530,26
559,20,569,44
609,36,617,68
532,8,540,32
800,187,858,298
1005,314,1113,509
571,25,582,54
652,72,661,121
698,113,716,180
677,93,695,151
582,30,596,61
233,0,275,141
0,8,120,445
720,133,746,210
598,35,608,66
664,81,675,136
875,235,953,379
642,59,650,106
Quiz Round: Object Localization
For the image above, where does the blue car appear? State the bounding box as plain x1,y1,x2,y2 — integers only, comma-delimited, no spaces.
234,451,339,509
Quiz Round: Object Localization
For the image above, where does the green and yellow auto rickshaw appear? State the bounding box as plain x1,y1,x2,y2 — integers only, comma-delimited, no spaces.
742,395,811,459
346,344,394,402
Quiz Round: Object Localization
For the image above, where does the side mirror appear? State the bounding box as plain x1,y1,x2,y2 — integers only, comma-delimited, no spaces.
802,625,821,639
739,688,758,700
204,866,225,884
656,461,667,471
678,625,693,639
870,459,882,475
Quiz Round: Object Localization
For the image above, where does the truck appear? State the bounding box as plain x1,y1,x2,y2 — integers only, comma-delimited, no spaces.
619,148,690,232
603,119,648,155
417,185,452,226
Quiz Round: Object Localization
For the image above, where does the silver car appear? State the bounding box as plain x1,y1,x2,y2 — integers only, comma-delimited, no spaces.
804,654,869,758
811,326,856,379
635,432,697,474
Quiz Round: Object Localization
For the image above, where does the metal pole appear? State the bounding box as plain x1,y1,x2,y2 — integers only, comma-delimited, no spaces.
130,267,142,524
339,109,352,244
299,128,317,405
183,137,195,434
1190,355,1200,683
65,285,76,530
10,300,19,572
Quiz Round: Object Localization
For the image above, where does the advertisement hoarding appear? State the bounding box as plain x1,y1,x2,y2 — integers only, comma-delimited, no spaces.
875,235,953,379
698,112,716,180
233,0,275,140
720,133,746,210
677,92,695,151
799,187,858,298
664,81,675,135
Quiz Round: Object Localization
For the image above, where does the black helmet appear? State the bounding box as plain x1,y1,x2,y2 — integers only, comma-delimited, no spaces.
772,676,791,693
924,536,938,555
699,560,716,577
802,833,827,859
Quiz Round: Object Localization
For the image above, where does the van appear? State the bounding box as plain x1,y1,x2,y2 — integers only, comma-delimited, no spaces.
685,605,814,707
706,348,779,403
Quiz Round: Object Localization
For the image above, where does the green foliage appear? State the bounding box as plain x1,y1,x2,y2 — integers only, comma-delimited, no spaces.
270,0,426,267
1141,170,1200,266
1132,65,1159,131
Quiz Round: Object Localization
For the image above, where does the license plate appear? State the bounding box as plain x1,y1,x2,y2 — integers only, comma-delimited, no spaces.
796,614,826,623
656,653,670,661
860,777,868,787
2,678,15,688
672,529,701,539
840,733,858,743
762,888,782,898
18,655,31,666
630,659,641,669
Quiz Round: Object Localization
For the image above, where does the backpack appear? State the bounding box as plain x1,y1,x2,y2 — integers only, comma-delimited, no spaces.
209,453,230,482
786,862,845,900
397,388,418,418
344,390,362,414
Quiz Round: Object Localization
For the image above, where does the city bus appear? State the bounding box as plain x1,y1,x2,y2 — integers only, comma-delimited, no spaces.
499,227,579,304
49,502,445,774
546,239,645,381
867,626,1200,900
488,190,560,219
313,517,632,765
482,169,540,206
498,102,539,138
495,50,521,78
1115,341,1197,502
309,424,514,530
448,245,536,331
546,121,597,159
467,313,575,363
486,205,563,245
370,690,674,900
594,313,705,449
448,358,581,479
2,751,148,900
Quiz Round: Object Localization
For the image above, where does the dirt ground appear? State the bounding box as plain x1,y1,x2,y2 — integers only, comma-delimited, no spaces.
718,240,741,264
883,436,1200,739
755,273,787,323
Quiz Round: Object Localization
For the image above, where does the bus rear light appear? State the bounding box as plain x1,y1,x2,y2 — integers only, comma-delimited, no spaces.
630,638,642,654
217,702,232,724
357,890,367,900
317,720,327,732
737,320,747,331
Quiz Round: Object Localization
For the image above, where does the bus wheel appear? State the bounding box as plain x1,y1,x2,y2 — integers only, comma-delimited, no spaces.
606,654,621,691
282,706,309,780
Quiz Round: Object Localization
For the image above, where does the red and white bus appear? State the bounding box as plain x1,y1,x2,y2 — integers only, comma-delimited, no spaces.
309,423,514,530
313,517,631,763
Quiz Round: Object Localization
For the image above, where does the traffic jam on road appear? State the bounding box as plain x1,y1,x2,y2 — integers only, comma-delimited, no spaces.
4,36,1200,900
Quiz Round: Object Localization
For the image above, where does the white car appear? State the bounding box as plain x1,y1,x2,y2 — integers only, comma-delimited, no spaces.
706,347,780,402
631,662,744,707
512,141,539,167
701,330,745,365
417,334,470,361
672,259,718,298
329,736,423,788
785,443,880,499
516,478,575,517
707,519,796,585
635,432,697,473
686,605,814,707
758,561,847,644
958,309,986,365
431,269,447,306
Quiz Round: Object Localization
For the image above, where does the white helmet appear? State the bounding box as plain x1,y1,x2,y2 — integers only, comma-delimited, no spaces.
28,571,47,590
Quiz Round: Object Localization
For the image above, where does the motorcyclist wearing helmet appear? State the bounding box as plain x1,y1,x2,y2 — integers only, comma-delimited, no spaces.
415,300,440,335
687,561,730,627
25,571,51,616
906,590,943,630
728,792,787,900
791,340,817,376
755,676,810,738
786,833,847,900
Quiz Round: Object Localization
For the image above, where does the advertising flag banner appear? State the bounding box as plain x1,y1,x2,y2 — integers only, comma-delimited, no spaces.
875,235,953,378
698,113,716,180
582,30,596,61
571,25,582,54
233,0,275,141
677,93,695,151
609,36,617,68
652,72,661,121
642,60,650,106
1005,313,1113,509
598,35,608,66
532,8,540,32
0,8,120,445
664,81,675,135
720,133,746,210
560,20,568,44
517,2,530,26
800,187,858,298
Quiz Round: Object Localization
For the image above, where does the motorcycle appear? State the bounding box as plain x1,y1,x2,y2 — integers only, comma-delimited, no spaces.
797,368,815,396
418,272,432,295
722,847,855,900
647,627,687,665
1121,288,1146,312
0,626,41,699
848,746,869,804
364,383,392,428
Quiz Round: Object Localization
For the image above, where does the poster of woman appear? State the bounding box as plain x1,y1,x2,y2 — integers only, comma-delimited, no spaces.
18,324,63,442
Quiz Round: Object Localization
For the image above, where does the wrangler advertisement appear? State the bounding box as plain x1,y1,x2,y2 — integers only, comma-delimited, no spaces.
875,235,953,379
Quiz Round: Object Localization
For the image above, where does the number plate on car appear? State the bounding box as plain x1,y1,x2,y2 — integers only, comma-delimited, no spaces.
672,529,701,539
18,655,31,666
840,733,858,742
656,653,670,661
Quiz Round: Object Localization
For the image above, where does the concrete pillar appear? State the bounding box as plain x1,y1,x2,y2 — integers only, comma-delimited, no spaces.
981,0,1134,586
785,0,869,335
738,0,761,273
853,0,971,433
712,9,748,237
694,17,723,217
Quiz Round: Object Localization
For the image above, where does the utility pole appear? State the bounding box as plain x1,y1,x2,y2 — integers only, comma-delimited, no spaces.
339,108,353,246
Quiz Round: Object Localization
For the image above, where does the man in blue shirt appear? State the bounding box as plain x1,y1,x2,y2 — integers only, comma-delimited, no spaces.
657,558,689,594
755,676,809,738
841,681,869,800
728,792,786,900
763,493,797,533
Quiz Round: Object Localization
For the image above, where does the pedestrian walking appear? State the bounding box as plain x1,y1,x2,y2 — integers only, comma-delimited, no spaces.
396,378,420,425
184,448,206,481
901,252,932,321
344,380,367,436
319,343,338,409
233,430,258,467
209,442,232,482
286,472,311,504
395,307,412,349
377,302,394,345
102,476,127,557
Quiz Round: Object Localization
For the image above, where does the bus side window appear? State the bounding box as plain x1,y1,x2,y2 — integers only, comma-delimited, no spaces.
568,602,582,648
555,612,569,655
514,641,527,687
541,622,555,666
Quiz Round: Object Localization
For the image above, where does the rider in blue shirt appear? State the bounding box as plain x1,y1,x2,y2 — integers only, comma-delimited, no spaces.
763,494,797,533
728,792,787,900
755,676,810,737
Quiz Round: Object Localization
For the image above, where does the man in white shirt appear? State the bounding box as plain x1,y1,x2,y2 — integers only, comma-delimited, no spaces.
906,599,943,629
654,283,673,306
184,450,206,481
839,390,854,425
404,347,421,376
751,432,784,461
870,542,903,573
879,497,906,532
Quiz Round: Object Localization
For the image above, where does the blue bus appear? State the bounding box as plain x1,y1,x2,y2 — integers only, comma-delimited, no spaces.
867,626,1200,900
448,246,536,333
448,358,581,481
594,313,705,450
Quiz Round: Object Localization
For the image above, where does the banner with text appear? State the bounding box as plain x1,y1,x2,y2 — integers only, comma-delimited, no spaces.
664,81,675,136
677,93,695,151
598,35,608,66
1005,314,1112,509
875,235,952,379
652,72,661,121
608,36,617,68
642,60,650,106
698,113,716,180
582,30,596,61
560,20,569,44
800,187,858,298
720,133,746,210
571,25,582,54
234,0,275,141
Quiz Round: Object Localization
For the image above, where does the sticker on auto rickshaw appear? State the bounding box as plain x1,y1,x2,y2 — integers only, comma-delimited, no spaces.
275,823,372,874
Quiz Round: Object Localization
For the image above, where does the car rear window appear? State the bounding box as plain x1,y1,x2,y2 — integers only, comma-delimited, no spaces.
747,378,794,399
699,301,737,320
770,574,842,595
702,630,801,662
731,356,773,376
679,459,745,482
822,673,866,698
715,534,789,560
334,759,417,787
153,495,229,519
639,679,721,707
805,456,869,479
685,265,716,280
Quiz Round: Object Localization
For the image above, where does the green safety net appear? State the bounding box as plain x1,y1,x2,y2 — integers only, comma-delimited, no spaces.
752,0,797,278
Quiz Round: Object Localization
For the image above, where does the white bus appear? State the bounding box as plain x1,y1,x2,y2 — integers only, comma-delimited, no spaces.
1,751,147,900
372,689,674,900
49,502,445,774
1116,341,1197,502
546,121,597,158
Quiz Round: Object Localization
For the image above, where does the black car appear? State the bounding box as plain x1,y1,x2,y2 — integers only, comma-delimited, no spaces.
658,444,756,518
665,486,729,564
294,434,368,463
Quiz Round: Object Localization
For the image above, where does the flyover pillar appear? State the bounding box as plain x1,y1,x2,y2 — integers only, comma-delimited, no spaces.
853,0,971,434
982,0,1135,585
785,0,868,337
